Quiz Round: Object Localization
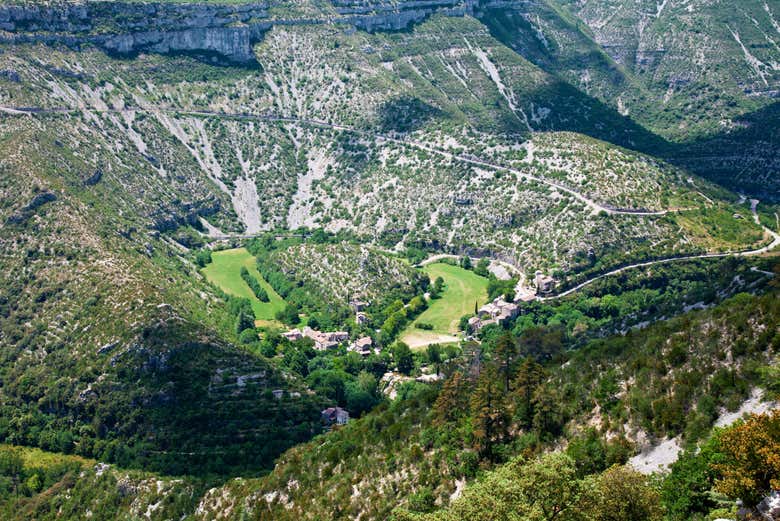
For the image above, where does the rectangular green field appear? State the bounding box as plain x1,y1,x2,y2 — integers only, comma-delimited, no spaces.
400,262,489,349
201,247,286,324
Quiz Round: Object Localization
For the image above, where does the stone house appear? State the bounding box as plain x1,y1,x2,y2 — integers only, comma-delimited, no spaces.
282,328,303,342
303,327,349,350
348,336,375,356
470,297,520,332
321,406,349,426
534,271,555,294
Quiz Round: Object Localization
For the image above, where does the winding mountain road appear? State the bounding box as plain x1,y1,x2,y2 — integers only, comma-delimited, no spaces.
4,104,776,302
540,206,780,301
1,104,666,216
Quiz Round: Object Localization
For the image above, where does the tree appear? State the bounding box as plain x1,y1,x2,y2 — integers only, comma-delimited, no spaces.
408,295,427,314
433,276,444,295
470,365,509,460
474,258,490,277
306,369,349,405
520,453,587,521
433,370,468,426
713,410,780,506
532,385,565,438
276,302,301,325
460,256,472,270
0,447,23,497
238,328,258,344
513,357,546,429
519,325,564,362
240,266,269,302
426,343,442,374
193,249,212,268
662,446,719,520
235,312,255,335
402,453,587,521
494,332,518,393
393,342,414,375
346,372,380,416
584,465,662,521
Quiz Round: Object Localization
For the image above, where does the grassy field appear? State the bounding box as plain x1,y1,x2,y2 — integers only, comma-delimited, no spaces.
0,444,96,469
201,248,286,325
400,262,489,349
673,207,766,251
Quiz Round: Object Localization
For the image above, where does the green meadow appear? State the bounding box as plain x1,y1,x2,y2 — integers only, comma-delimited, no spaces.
401,262,489,349
201,248,286,324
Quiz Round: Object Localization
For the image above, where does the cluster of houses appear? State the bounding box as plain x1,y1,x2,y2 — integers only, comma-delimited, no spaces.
282,327,349,350
281,328,377,356
468,296,520,333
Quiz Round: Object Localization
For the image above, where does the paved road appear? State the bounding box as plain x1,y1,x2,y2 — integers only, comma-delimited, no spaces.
1,104,667,216
540,225,779,301
6,104,776,302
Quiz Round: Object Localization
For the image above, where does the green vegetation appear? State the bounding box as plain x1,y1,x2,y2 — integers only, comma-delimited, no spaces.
241,266,269,302
201,248,285,323
0,1,778,518
511,257,775,346
401,263,489,348
673,207,766,251
201,287,777,520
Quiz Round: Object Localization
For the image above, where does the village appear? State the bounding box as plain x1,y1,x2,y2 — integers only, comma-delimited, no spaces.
276,263,557,427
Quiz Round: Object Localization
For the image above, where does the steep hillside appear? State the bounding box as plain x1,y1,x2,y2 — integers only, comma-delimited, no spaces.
553,0,780,198
0,1,777,519
1,14,765,274
477,0,780,199
0,109,327,477
260,242,424,304
0,287,775,520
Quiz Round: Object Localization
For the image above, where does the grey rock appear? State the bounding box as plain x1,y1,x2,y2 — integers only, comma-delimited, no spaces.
0,0,507,63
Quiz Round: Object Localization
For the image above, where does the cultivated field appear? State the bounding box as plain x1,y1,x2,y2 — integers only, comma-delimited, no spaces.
202,248,285,324
401,262,489,349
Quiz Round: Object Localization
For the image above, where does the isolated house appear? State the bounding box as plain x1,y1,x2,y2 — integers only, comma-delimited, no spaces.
534,271,555,294
356,311,370,325
321,406,349,426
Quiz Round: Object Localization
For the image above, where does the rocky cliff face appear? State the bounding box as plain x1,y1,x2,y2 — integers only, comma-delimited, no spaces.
0,0,507,63
0,1,274,62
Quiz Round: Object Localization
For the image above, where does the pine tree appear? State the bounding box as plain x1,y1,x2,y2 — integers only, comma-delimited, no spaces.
433,370,467,425
494,332,518,393
513,357,546,429
470,365,509,460
532,385,564,438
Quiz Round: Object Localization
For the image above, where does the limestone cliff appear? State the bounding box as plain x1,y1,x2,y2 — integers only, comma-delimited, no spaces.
0,0,504,62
